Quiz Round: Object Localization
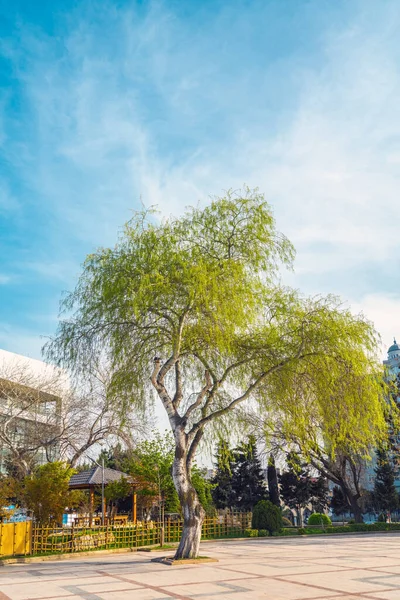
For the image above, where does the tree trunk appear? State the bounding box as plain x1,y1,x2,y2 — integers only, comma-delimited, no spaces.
172,438,205,559
349,495,363,523
296,507,303,528
340,483,363,523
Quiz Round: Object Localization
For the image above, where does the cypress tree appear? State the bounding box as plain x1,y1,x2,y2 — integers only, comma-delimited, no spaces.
211,440,234,509
267,455,280,507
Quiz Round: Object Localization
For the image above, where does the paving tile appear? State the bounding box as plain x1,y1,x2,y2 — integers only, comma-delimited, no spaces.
276,569,400,595
3,535,400,599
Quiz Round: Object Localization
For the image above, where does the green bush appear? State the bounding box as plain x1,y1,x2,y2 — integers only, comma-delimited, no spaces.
244,529,258,537
258,529,269,537
298,527,306,535
305,527,325,534
252,500,282,534
280,528,297,536
307,513,332,527
282,516,293,527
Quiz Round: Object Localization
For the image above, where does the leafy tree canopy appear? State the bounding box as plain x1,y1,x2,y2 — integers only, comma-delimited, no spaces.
123,431,180,513
47,187,389,464
45,187,392,557
22,462,83,525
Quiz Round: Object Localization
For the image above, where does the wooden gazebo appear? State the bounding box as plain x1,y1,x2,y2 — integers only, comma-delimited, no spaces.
69,466,137,525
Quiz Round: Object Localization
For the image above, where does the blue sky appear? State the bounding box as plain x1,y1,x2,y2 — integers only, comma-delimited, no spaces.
1,0,400,360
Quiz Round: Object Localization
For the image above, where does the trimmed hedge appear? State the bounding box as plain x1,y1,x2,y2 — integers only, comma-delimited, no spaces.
258,529,269,537
308,513,332,527
244,529,259,537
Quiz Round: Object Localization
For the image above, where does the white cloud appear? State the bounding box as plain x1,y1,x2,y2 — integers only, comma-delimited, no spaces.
3,1,400,364
350,293,400,360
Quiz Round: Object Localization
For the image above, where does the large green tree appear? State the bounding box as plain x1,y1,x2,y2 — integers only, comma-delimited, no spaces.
279,454,328,526
373,447,399,519
46,188,389,557
211,439,234,509
230,436,267,511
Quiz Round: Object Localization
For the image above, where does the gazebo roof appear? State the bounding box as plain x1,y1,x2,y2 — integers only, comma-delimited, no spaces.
69,466,130,489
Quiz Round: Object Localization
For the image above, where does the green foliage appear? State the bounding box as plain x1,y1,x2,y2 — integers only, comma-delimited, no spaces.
252,500,282,534
282,516,293,527
22,462,83,525
123,431,180,513
0,476,19,520
279,454,329,517
191,467,216,515
258,529,269,537
307,513,332,526
298,527,306,535
46,188,389,466
267,455,280,507
231,436,266,511
324,522,400,533
330,486,350,517
46,186,392,559
104,477,132,502
244,528,259,537
373,447,399,514
211,439,234,509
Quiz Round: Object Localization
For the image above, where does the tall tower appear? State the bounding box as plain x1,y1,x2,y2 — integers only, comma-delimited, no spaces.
384,338,400,377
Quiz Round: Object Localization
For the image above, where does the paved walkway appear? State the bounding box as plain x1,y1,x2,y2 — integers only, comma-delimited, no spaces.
2,534,400,599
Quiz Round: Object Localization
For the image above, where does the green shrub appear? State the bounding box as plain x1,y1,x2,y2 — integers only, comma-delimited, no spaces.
347,519,355,524
282,516,293,527
280,528,297,536
305,527,325,534
258,529,269,537
298,527,306,535
244,529,258,537
326,526,350,533
252,500,282,534
307,513,332,527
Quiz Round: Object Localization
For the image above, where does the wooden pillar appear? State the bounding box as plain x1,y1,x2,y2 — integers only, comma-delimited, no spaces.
103,496,107,525
132,492,137,524
89,488,94,527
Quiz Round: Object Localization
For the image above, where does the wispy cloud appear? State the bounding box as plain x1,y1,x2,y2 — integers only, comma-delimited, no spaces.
1,0,400,359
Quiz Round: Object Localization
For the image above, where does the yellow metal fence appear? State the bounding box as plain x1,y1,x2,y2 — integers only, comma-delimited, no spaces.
1,513,252,558
0,522,32,557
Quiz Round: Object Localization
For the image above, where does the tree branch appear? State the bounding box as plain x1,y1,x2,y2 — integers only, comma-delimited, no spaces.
184,371,212,420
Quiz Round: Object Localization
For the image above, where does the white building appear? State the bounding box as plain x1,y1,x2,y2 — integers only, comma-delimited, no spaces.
0,349,63,475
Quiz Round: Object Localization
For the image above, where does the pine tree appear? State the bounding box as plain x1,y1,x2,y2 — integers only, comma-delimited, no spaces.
230,436,266,511
279,453,328,526
211,440,233,509
373,447,399,518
